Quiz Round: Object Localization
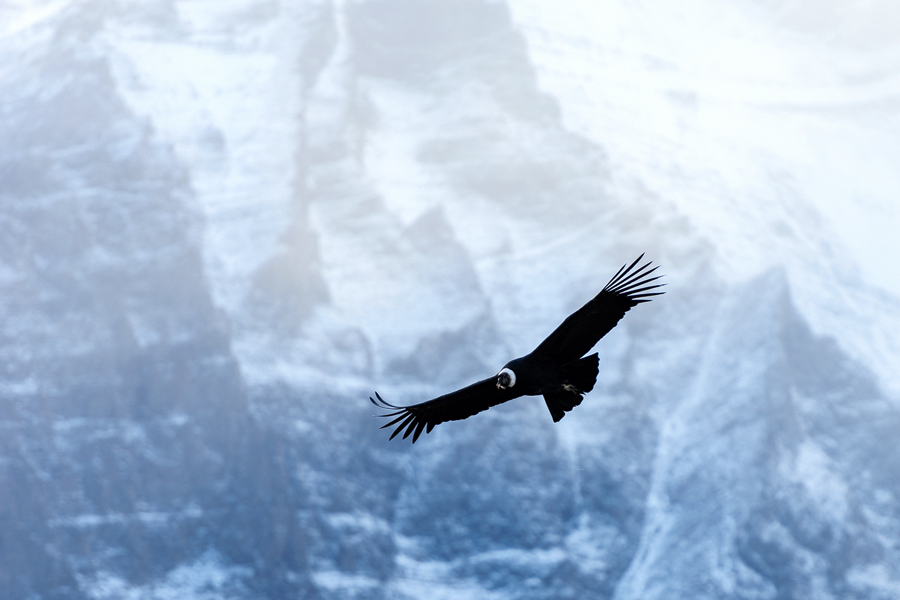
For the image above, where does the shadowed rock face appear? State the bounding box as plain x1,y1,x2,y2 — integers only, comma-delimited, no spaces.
2,1,900,599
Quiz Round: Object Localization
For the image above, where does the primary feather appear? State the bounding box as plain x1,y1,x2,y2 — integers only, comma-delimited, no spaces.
533,254,662,364
370,379,519,443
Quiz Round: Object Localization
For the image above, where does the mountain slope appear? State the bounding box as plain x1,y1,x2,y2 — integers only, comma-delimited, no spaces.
1,1,899,599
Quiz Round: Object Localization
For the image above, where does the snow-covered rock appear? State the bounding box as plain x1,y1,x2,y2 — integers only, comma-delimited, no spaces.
1,1,898,598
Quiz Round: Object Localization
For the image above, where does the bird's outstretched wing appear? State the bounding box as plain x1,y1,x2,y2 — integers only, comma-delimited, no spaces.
533,254,664,364
370,378,520,443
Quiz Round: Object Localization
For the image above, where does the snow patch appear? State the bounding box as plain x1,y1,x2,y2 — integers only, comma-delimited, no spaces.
82,550,251,600
790,440,849,522
49,504,204,529
847,563,900,598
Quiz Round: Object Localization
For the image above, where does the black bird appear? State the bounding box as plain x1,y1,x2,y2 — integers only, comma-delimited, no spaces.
371,254,663,442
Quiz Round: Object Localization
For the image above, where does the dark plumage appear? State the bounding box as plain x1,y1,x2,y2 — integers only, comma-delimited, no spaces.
370,254,664,442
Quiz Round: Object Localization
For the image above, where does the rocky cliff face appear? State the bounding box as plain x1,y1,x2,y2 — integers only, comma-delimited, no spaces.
1,1,899,599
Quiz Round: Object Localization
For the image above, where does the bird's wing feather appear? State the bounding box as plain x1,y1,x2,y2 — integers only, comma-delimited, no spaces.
370,377,519,443
533,254,664,364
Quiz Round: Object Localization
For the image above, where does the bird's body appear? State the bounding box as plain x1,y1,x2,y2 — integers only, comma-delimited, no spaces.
371,255,663,442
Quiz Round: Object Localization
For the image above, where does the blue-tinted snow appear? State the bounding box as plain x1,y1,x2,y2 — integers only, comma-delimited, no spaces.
2,1,900,599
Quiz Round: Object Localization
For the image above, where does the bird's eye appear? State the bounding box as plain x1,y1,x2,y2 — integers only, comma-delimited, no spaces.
496,367,516,389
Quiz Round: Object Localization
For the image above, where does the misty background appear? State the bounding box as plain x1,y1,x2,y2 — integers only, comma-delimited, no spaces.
2,0,900,598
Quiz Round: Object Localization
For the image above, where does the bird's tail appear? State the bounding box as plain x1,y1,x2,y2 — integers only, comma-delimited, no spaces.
563,352,599,393
544,391,583,422
544,353,600,422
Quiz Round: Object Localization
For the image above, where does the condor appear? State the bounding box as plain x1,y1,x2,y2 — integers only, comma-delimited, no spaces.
371,255,663,442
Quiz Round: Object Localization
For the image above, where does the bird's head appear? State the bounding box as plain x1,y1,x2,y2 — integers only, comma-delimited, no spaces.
496,367,516,390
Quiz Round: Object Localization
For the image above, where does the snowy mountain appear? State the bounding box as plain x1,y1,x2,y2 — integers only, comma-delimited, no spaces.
2,1,899,599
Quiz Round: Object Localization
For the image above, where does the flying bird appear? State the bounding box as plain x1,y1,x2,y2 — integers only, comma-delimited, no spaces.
371,254,663,442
